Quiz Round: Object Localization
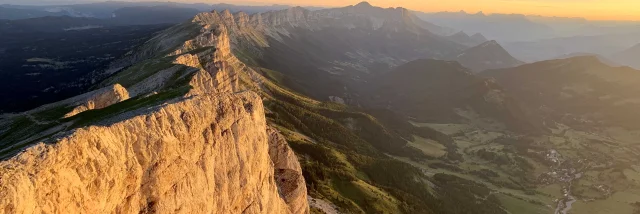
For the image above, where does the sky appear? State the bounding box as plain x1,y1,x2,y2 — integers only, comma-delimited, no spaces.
196,0,640,21
4,0,640,20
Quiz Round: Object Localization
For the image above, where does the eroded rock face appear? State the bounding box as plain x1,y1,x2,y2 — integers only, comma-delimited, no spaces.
64,84,130,118
267,127,309,214
186,28,240,97
0,92,297,214
0,12,309,214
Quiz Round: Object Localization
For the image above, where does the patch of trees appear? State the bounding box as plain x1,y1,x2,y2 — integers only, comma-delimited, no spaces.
476,149,511,165
470,169,500,179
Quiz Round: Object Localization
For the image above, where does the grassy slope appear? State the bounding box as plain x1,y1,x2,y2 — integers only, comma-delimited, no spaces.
241,65,508,214
0,46,204,160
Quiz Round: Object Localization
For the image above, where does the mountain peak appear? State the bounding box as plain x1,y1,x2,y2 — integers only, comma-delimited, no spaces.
452,31,469,36
221,9,232,16
470,33,488,42
448,40,523,72
448,31,471,41
355,1,373,7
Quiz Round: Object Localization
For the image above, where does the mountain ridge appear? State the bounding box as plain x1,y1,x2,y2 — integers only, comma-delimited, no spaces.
191,3,466,102
483,56,640,129
446,31,488,47
0,12,309,213
612,43,640,69
446,40,523,72
365,58,541,133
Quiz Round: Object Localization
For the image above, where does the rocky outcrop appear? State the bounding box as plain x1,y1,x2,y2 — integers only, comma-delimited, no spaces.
267,127,309,214
64,84,130,118
0,91,306,213
185,27,240,97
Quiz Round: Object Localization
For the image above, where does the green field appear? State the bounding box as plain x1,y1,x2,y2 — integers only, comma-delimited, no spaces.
407,135,447,157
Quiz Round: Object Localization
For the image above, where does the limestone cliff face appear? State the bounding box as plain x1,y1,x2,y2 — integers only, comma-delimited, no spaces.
64,84,130,118
0,11,309,213
185,26,240,97
267,127,309,214
0,92,299,213
192,4,425,43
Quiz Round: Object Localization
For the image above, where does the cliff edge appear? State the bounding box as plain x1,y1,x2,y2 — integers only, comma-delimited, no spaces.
0,10,309,213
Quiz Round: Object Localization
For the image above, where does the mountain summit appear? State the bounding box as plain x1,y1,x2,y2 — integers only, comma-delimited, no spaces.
446,31,488,46
447,40,523,72
470,33,488,43
355,1,373,7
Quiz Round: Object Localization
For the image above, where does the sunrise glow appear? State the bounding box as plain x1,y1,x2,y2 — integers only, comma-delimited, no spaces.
194,0,640,21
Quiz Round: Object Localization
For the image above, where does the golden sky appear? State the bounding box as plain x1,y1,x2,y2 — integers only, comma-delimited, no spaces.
197,0,640,21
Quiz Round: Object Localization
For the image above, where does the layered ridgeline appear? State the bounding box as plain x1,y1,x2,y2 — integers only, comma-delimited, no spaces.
195,1,465,101
484,56,640,130
364,59,539,133
0,3,518,214
0,13,308,214
445,31,488,47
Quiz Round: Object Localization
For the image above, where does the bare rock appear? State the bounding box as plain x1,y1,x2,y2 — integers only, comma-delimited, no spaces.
64,84,130,118
0,92,294,214
267,127,310,214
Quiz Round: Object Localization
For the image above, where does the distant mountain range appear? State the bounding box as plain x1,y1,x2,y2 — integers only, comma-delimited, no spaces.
0,7,199,33
0,2,327,20
415,11,555,42
417,11,640,42
1,1,212,18
201,2,468,100
504,33,640,62
0,5,69,19
445,31,487,47
612,43,640,69
0,3,207,23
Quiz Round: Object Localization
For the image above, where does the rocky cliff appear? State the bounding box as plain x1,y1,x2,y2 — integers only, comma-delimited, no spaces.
0,9,308,214
64,84,130,118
